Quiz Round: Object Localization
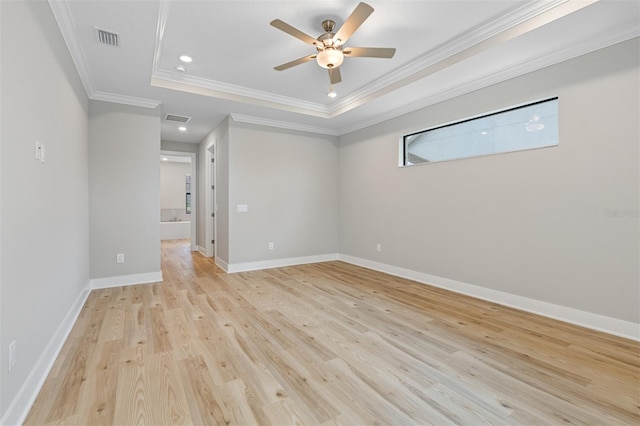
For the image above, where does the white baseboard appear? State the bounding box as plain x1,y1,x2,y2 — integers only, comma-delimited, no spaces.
197,245,208,257
227,253,339,273
1,281,91,426
90,271,163,290
338,254,640,342
215,257,229,272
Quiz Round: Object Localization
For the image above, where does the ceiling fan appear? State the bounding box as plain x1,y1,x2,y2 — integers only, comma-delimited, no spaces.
270,2,396,85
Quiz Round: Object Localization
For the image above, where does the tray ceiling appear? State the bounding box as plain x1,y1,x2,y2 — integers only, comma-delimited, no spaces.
49,0,639,143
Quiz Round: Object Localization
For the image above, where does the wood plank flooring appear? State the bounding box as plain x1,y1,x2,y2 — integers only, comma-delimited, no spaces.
25,239,639,425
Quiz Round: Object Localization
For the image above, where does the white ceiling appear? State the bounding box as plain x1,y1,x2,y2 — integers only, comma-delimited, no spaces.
49,0,639,144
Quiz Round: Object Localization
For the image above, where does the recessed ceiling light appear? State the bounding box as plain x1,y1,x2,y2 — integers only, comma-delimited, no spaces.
178,126,187,131
179,55,192,63
176,65,186,72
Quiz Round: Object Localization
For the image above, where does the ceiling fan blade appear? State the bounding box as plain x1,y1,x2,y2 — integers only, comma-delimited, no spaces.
343,47,396,58
334,2,374,45
270,19,319,46
274,54,317,71
328,67,342,84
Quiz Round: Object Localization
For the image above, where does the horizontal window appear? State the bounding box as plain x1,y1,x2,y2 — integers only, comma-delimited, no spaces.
402,97,558,166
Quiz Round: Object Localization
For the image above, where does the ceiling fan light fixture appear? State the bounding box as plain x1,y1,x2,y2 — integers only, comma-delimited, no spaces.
316,49,344,69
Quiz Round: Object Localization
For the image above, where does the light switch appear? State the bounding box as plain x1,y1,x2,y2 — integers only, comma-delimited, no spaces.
35,141,44,162
237,204,248,213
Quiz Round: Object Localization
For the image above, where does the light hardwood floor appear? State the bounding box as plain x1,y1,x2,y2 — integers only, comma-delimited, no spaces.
26,239,639,425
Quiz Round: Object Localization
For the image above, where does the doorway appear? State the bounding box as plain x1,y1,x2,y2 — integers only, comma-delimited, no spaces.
160,150,197,251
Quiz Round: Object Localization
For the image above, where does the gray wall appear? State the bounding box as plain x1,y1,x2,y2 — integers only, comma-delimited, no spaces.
198,118,230,261
0,0,89,419
89,101,161,279
161,139,198,154
228,122,339,264
338,38,639,323
215,120,230,262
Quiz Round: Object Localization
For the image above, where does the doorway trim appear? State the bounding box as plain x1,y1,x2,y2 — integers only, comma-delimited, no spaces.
205,141,216,258
161,150,197,252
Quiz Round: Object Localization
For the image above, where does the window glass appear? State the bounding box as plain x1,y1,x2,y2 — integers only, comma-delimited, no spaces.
403,97,558,165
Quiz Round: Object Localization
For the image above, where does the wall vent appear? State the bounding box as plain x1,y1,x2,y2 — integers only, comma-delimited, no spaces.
165,114,191,123
95,28,119,47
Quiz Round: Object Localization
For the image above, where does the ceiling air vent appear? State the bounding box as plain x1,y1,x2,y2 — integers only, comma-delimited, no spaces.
95,28,119,47
165,114,191,123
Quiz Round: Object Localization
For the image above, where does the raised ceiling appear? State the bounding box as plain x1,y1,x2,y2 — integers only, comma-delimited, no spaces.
49,0,639,143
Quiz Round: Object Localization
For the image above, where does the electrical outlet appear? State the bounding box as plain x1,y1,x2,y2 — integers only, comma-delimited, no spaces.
116,253,125,263
376,243,382,252
8,341,16,372
268,242,274,250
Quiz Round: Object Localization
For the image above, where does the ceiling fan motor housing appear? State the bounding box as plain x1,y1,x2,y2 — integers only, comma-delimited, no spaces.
316,22,343,69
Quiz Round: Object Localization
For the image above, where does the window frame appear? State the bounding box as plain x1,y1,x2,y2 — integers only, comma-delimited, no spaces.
400,96,559,167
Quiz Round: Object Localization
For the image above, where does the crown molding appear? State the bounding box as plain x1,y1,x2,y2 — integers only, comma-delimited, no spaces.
336,23,640,136
230,114,339,136
51,0,629,131
152,1,170,78
48,0,95,97
149,0,592,119
52,0,571,117
151,0,328,118
328,0,597,118
90,91,161,109
48,0,161,110
151,70,328,117
229,24,638,137
329,0,569,116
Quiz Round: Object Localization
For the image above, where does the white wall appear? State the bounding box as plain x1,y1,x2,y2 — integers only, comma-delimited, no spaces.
228,122,339,264
0,1,90,423
338,38,639,325
89,101,161,281
160,161,191,210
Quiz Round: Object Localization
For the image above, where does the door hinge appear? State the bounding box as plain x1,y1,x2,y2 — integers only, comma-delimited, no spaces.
211,158,215,163
211,185,215,190
211,239,215,244
211,213,215,218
